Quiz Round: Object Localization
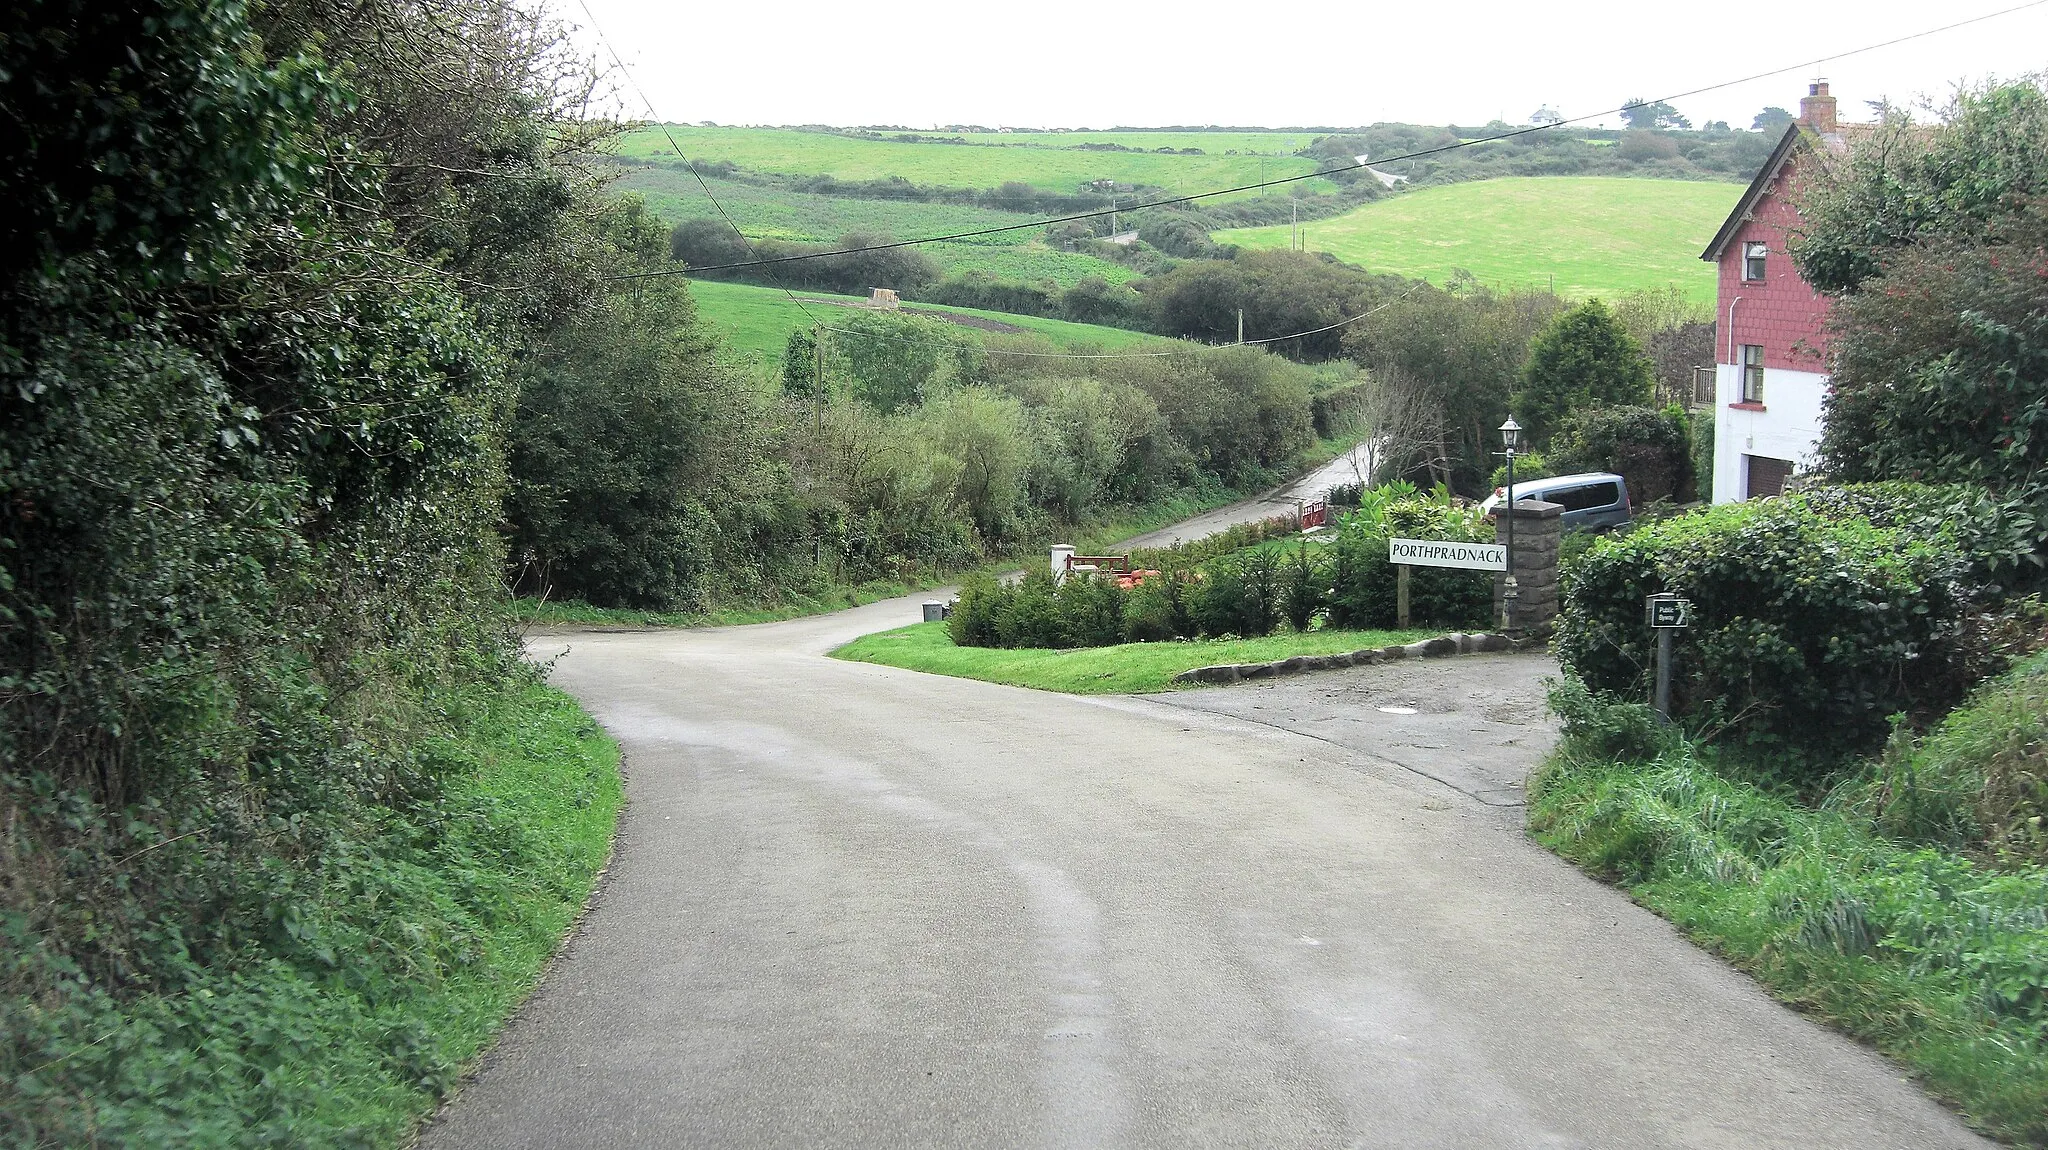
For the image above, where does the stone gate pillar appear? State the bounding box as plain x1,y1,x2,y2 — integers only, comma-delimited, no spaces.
1493,500,1562,635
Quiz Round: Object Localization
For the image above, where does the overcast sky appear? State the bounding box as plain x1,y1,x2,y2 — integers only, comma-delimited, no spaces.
563,0,2047,132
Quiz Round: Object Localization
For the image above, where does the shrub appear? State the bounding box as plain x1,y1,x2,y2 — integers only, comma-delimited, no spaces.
948,572,1003,647
1195,548,1282,638
1280,542,1328,632
1545,404,1693,505
1850,649,2048,868
1556,499,1965,768
994,569,1064,648
1795,481,2044,593
1327,488,1495,630
1488,450,1556,492
1056,573,1126,648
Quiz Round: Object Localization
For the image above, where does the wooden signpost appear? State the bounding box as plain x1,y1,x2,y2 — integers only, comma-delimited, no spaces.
1387,538,1507,629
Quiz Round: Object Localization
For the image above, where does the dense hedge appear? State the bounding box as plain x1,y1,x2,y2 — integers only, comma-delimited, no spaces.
949,541,1330,649
1557,498,1966,766
1328,488,1495,631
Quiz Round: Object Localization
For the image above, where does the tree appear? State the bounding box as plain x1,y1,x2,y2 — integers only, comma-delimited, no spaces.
1789,78,2048,536
1345,281,1566,490
1512,299,1654,448
1752,106,1794,132
1814,214,2048,500
1547,405,1694,504
1791,81,2048,295
1621,98,1689,131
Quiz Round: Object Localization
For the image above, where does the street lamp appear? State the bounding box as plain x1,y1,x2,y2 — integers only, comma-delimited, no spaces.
1498,417,1523,634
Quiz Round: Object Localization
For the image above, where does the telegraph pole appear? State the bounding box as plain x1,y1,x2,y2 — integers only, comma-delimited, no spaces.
1237,309,1244,344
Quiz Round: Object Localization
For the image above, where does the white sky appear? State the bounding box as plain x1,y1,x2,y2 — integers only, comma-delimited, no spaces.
562,0,2048,132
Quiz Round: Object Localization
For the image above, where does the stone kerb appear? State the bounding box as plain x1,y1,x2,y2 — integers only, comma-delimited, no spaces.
1171,631,1517,685
1493,499,1563,634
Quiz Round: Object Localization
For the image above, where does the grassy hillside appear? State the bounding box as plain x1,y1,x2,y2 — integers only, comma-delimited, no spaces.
1214,176,1741,302
611,166,1139,287
944,130,1322,154
617,126,1336,195
689,279,1170,366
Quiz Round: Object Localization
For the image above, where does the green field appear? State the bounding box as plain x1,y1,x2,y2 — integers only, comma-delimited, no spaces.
611,164,1038,243
1214,176,1741,302
611,165,1140,287
616,126,1334,195
689,279,1169,366
833,621,1430,694
945,130,1321,155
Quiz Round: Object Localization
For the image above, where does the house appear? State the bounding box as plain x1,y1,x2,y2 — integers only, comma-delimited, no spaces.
1698,83,1850,502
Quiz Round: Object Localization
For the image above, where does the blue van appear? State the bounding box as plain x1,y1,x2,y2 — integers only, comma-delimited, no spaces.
1479,471,1633,532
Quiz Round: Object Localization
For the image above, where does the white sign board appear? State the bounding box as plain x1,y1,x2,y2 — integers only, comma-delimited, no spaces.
1389,538,1507,571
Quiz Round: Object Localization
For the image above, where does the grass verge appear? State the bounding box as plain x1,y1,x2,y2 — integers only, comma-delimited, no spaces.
1,678,622,1146
1529,742,2048,1145
830,620,1430,695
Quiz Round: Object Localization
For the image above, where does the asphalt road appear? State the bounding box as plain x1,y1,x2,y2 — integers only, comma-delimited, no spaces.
1116,441,1376,550
421,595,1987,1149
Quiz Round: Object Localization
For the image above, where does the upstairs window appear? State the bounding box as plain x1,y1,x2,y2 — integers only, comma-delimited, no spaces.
1741,344,1765,403
1743,241,1768,281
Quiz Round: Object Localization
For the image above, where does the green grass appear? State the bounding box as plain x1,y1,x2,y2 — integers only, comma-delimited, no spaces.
688,279,1171,365
832,621,1430,695
943,130,1322,155
920,242,1139,286
616,126,1335,196
610,165,1043,245
4,679,623,1145
1214,176,1742,303
1531,738,2048,1145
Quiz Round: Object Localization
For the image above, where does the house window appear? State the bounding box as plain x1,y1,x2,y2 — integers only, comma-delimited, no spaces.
1743,241,1768,281
1740,344,1765,403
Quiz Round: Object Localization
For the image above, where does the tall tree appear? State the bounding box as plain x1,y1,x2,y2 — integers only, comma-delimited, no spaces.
1512,298,1654,448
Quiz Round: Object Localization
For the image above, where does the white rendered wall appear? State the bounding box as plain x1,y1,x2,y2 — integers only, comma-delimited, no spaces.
1712,364,1829,503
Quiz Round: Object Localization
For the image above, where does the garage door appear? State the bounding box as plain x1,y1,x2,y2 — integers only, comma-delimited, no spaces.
1746,454,1794,499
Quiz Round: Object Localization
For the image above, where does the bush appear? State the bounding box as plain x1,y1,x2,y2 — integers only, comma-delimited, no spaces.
1280,542,1328,632
1556,499,1965,769
1327,487,1495,630
1849,649,2048,868
1487,450,1555,492
1195,548,1282,638
1546,404,1693,505
1795,481,2044,594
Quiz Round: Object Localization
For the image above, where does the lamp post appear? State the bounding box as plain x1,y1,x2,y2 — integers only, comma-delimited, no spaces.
1498,417,1523,634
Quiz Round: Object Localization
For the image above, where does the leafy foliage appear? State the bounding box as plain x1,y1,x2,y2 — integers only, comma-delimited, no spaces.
1326,484,1495,630
1513,298,1654,448
1791,81,2048,295
1546,404,1694,505
1529,741,2048,1145
1556,498,1967,768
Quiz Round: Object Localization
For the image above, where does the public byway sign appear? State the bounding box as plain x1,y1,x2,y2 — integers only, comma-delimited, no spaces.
1388,538,1507,571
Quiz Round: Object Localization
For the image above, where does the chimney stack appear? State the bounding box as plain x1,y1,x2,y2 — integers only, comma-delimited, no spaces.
1800,81,1837,133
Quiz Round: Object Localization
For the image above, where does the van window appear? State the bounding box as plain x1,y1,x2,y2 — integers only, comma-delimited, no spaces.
1548,481,1620,512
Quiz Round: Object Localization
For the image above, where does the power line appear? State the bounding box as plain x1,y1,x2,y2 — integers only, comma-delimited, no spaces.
811,280,1428,362
612,0,2048,283
572,0,821,325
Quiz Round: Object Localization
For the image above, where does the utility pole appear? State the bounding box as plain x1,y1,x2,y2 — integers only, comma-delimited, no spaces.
1292,200,1298,250
812,324,824,436
1237,308,1244,344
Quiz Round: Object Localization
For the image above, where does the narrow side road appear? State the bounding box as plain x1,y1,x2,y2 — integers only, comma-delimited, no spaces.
1115,440,1374,550
422,593,1987,1148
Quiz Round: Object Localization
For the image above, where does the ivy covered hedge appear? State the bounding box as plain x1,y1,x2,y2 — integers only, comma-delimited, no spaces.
1556,496,1969,767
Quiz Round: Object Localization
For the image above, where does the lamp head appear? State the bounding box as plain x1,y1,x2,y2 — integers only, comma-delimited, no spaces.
1499,417,1522,451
